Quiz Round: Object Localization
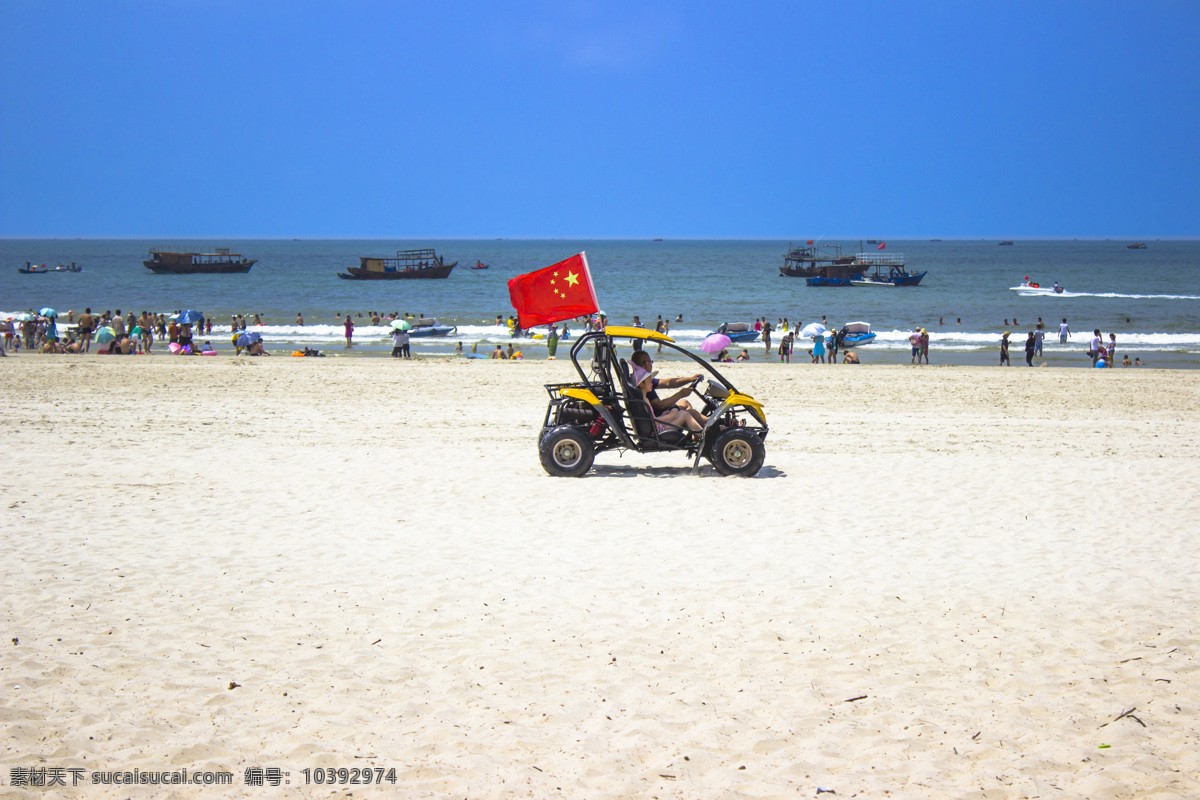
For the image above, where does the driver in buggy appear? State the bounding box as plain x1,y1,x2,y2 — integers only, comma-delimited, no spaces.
630,350,709,430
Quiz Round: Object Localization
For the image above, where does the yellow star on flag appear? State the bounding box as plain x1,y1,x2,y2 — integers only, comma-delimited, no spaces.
565,271,580,288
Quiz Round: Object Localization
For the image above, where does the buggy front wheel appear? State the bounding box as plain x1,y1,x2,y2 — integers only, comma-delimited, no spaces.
710,428,765,477
539,426,595,477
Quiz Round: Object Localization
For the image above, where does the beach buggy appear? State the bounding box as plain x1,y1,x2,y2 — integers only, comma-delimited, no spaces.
539,327,768,477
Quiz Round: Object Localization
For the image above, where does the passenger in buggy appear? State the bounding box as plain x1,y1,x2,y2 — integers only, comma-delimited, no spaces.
630,364,702,435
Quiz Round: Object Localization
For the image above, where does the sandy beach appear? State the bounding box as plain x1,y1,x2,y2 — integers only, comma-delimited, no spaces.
2,355,1198,799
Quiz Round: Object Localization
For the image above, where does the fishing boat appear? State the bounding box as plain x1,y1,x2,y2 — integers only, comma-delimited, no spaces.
845,252,926,286
470,260,489,270
407,318,457,337
144,247,255,274
999,241,1014,246
779,242,856,278
839,321,876,346
1127,243,1147,249
18,261,82,274
337,248,456,280
144,247,253,274
714,322,761,342
804,263,865,287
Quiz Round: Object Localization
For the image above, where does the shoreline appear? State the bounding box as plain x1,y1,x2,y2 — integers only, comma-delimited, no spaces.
6,342,1197,369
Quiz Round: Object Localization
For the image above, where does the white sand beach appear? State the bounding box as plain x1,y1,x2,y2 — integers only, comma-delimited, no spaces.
2,356,1198,799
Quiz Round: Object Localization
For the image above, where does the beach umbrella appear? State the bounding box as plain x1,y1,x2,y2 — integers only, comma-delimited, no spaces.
236,331,262,346
700,333,732,354
177,309,204,325
39,307,57,318
94,327,116,344
391,319,412,330
0,321,13,333
800,322,826,338
12,312,33,321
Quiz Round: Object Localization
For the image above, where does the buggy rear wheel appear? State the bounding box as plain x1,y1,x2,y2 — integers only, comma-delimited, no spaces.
539,426,595,477
710,428,765,477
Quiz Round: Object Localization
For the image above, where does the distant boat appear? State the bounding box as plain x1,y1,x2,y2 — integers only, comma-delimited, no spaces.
144,247,255,274
470,260,489,270
865,239,879,244
929,238,942,242
337,248,456,280
998,241,1014,246
653,238,664,242
1127,243,1148,249
19,261,81,274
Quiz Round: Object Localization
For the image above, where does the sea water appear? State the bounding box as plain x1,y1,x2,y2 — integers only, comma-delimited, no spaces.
3,238,1198,366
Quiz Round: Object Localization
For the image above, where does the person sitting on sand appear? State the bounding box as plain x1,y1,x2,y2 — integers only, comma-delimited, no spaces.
246,340,269,356
631,351,708,428
491,345,506,359
736,349,750,361
41,339,65,354
631,364,702,435
842,350,860,364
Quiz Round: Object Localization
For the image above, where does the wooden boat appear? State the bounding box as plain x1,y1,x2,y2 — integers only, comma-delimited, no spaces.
1127,243,1147,249
338,248,456,280
779,242,856,278
144,247,255,274
998,241,1014,246
19,261,82,274
470,261,489,270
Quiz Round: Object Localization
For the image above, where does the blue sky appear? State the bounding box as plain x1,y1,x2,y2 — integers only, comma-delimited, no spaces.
2,1,1197,237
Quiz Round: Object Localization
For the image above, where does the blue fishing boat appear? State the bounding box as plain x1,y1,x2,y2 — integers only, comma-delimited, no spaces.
846,252,926,286
804,263,864,287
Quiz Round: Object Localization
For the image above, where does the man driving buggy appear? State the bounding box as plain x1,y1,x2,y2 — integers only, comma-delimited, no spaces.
630,350,710,428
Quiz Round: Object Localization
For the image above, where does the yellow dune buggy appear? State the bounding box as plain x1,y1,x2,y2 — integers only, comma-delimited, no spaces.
539,326,768,477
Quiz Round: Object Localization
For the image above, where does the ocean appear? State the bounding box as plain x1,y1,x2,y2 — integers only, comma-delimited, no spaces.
3,238,1199,366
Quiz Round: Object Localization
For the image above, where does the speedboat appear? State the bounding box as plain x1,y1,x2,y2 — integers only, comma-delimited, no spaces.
839,321,876,346
1010,278,1065,295
850,276,899,287
407,318,458,337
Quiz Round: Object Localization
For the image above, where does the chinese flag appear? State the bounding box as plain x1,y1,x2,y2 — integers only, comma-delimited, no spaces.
508,252,599,329
877,241,887,250
806,239,814,245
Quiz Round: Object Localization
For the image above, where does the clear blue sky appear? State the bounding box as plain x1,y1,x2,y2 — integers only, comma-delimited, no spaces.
2,1,1196,237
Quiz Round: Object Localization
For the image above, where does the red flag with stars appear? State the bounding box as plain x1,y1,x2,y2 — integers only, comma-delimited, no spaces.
507,252,599,329
877,241,887,250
